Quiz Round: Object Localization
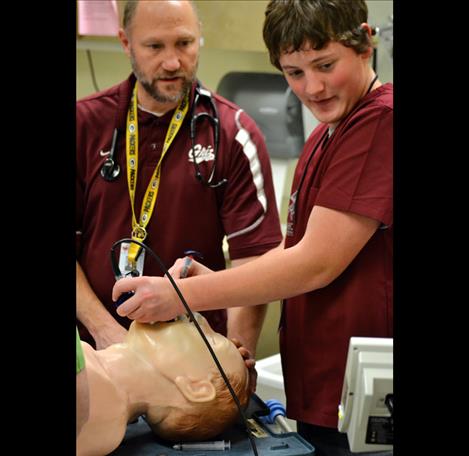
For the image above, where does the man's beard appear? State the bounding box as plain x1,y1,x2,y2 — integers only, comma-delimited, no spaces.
130,52,197,104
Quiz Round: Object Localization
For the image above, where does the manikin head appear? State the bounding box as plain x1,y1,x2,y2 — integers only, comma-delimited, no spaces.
126,314,250,441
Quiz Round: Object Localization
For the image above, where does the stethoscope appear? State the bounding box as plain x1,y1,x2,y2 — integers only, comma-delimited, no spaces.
100,82,227,188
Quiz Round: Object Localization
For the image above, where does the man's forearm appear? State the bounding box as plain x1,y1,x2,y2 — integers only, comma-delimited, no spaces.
76,262,116,333
77,262,129,350
227,304,267,357
226,257,269,356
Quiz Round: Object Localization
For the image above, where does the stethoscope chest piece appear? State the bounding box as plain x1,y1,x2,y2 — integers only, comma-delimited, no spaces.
100,128,121,181
100,157,121,182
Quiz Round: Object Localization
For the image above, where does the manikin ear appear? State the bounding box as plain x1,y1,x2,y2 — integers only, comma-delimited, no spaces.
174,376,217,402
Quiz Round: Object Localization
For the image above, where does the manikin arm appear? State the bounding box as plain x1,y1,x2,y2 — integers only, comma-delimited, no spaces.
77,261,128,349
76,368,89,437
113,206,379,323
76,329,89,438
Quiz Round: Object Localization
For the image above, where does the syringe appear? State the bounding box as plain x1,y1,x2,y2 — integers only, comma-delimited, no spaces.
172,440,231,451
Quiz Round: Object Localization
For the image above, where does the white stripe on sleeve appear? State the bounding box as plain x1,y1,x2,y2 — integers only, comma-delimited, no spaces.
227,110,268,240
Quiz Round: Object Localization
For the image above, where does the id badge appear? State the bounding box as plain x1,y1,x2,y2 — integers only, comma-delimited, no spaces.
119,243,145,277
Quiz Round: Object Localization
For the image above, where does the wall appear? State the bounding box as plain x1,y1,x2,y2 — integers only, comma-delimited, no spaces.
76,0,393,360
76,0,276,99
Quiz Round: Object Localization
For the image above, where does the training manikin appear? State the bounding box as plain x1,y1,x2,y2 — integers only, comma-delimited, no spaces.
77,314,250,456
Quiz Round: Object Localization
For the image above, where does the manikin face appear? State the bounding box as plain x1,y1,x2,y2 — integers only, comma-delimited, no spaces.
127,314,246,385
279,40,372,129
119,0,200,110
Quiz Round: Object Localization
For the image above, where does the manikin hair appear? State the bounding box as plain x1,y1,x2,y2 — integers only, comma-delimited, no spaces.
154,367,249,441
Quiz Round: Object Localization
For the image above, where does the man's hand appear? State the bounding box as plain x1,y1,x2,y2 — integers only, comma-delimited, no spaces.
91,322,128,350
231,338,257,395
77,261,128,350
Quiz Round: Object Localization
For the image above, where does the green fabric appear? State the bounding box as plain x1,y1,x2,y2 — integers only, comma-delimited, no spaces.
76,327,85,373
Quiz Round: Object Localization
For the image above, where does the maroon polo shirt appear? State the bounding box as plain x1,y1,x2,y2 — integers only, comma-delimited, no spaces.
281,84,393,428
76,74,282,345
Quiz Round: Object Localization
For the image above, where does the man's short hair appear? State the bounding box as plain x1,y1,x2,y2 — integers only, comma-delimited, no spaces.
123,0,199,32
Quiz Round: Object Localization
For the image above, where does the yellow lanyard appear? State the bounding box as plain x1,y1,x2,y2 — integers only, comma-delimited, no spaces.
126,83,189,266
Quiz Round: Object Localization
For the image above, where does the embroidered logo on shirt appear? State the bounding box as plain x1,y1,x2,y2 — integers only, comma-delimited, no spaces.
188,144,215,164
286,191,298,237
99,150,111,157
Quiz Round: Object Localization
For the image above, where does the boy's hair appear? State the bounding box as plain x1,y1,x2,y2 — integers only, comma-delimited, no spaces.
263,0,370,70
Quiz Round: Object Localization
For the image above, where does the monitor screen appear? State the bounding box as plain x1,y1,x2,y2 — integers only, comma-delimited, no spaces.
338,337,393,453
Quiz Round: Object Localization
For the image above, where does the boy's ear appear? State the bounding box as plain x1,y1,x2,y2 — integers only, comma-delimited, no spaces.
360,22,372,37
174,376,216,402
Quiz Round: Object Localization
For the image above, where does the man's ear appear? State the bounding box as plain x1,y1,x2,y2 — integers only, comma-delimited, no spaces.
174,376,216,402
118,28,131,57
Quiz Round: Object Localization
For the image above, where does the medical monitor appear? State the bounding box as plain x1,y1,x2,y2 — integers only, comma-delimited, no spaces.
338,337,393,453
216,72,304,159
